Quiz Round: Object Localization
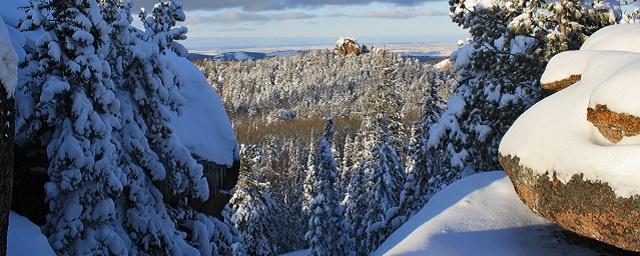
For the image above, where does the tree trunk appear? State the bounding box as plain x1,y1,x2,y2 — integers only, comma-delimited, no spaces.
0,82,14,256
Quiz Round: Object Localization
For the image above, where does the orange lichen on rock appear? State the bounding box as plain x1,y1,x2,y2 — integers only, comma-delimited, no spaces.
587,104,640,143
499,154,640,252
542,74,582,92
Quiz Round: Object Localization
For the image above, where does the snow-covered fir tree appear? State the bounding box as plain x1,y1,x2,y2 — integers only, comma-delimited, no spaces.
18,0,127,253
302,136,317,216
227,148,278,256
508,0,619,59
305,119,355,256
16,0,224,254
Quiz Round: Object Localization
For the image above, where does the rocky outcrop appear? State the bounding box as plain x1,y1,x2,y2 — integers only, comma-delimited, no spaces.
587,104,640,143
499,154,640,252
156,157,239,218
334,37,369,56
542,74,581,92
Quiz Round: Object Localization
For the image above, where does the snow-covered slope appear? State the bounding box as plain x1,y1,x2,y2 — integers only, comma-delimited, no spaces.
7,212,55,256
373,172,596,256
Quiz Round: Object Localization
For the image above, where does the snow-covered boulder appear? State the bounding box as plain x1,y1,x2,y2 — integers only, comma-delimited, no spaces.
334,37,369,56
373,172,599,255
500,24,640,252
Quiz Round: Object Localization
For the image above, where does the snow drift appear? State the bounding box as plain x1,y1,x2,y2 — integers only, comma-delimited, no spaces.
373,172,595,256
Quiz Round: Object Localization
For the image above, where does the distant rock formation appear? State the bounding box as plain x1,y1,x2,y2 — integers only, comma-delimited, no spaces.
334,37,369,56
499,24,640,252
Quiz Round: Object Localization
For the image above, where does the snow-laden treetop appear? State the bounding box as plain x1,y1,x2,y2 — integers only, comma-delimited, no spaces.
0,17,18,97
500,23,640,198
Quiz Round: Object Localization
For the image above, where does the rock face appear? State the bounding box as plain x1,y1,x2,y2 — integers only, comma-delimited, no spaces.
334,37,369,56
587,104,640,144
542,74,581,92
499,155,640,252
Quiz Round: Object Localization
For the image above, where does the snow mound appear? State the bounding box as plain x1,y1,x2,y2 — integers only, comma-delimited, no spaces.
373,172,596,256
580,24,640,53
500,23,640,197
8,211,55,256
164,52,238,166
0,17,18,97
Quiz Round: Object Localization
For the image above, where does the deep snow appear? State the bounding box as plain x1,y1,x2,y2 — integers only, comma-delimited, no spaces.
7,212,55,256
164,52,238,166
373,172,596,256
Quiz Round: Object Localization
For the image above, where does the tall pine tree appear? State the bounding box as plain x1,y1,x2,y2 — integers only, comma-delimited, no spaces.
305,118,355,256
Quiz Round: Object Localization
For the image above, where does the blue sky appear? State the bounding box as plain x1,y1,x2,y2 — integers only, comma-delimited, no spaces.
136,1,467,49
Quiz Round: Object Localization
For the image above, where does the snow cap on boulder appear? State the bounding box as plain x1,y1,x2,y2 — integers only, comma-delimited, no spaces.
500,23,640,252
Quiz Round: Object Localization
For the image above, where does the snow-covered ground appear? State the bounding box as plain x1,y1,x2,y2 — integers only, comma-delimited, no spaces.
7,212,55,256
373,171,597,256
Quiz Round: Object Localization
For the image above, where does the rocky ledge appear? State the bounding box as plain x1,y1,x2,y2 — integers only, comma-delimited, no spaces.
499,154,640,252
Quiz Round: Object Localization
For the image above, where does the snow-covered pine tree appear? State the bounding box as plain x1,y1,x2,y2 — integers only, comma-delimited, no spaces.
217,205,248,255
340,135,355,188
367,51,408,160
342,129,371,255
18,0,127,253
101,1,214,254
139,0,188,56
304,118,355,256
227,149,277,256
361,128,405,253
302,136,317,216
358,64,407,253
508,0,619,59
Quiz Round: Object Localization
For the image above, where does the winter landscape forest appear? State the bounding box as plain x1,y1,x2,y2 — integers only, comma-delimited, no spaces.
1,0,640,255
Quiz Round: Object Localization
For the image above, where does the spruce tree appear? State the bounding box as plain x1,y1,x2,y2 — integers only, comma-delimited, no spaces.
227,150,277,256
305,119,355,256
18,0,126,253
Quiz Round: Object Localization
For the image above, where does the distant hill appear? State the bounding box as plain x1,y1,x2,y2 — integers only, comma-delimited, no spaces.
188,50,304,61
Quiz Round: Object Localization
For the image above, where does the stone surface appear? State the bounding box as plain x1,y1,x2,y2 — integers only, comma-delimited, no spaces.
542,74,581,92
587,104,640,144
334,37,368,56
499,154,640,252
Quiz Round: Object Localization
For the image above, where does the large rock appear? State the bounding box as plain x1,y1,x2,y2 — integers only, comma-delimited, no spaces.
334,37,368,56
499,24,640,252
499,155,640,252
